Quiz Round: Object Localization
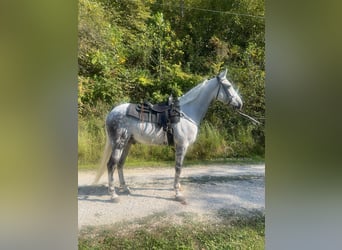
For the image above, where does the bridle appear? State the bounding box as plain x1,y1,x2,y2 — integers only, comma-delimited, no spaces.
215,76,263,125
216,76,233,104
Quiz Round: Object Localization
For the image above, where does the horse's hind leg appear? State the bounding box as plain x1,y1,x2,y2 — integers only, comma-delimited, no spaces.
107,128,129,201
108,144,129,200
107,154,118,200
117,138,134,194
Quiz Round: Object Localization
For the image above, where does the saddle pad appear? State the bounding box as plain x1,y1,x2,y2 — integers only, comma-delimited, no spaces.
126,104,164,124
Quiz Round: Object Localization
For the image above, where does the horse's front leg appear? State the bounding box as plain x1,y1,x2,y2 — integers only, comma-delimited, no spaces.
174,144,188,201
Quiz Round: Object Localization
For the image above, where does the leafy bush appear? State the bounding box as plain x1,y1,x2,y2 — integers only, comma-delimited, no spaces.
78,0,265,164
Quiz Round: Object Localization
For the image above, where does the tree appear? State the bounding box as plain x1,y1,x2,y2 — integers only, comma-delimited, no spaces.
78,0,265,157
78,0,126,115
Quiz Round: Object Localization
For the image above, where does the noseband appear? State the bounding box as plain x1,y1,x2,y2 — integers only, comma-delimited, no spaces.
216,76,233,104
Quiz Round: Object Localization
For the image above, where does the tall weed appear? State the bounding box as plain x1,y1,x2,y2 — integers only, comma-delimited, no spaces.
129,143,174,162
78,115,106,165
78,117,263,167
187,122,228,160
228,124,258,157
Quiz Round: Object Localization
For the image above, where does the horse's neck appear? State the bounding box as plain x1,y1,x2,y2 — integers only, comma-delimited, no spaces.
181,79,219,125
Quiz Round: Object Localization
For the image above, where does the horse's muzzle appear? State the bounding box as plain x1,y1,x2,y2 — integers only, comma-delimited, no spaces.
235,102,242,110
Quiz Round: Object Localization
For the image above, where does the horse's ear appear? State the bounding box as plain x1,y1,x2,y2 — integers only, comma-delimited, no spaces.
218,68,228,79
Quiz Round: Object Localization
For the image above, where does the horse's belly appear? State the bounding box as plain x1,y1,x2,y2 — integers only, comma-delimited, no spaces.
131,122,166,145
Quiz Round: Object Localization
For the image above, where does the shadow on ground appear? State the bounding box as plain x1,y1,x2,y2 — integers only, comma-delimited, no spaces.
78,185,176,203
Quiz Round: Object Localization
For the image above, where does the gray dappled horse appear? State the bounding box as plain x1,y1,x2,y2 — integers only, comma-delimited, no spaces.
95,69,243,201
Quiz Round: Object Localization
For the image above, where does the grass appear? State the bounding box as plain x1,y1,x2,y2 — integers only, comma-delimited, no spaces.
78,211,265,250
78,115,106,165
78,114,264,167
78,156,264,171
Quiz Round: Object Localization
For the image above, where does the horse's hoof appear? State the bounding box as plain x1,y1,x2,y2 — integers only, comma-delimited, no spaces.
175,195,186,202
110,193,120,202
123,187,132,195
110,196,120,203
119,186,131,195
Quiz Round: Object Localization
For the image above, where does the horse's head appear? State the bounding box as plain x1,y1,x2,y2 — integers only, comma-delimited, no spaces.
216,69,243,110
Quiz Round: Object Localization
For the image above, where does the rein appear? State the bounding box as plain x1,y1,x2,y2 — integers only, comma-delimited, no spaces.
237,110,263,125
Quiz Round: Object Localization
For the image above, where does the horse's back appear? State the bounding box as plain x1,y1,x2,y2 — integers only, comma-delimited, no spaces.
109,103,130,114
106,103,129,119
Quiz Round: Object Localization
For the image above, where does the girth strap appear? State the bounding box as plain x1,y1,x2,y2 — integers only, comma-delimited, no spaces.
126,96,181,146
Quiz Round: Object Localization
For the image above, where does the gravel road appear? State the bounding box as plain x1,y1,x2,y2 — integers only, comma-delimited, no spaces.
78,164,264,230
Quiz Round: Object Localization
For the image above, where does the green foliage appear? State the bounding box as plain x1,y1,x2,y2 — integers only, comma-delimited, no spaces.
78,0,265,162
78,0,124,77
148,12,184,78
99,0,152,68
128,144,174,162
78,0,128,116
79,212,265,249
78,115,262,166
188,122,228,160
78,114,106,165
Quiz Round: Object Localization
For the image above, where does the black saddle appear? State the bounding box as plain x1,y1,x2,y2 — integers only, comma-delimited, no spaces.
126,97,181,129
136,102,170,113
126,97,181,146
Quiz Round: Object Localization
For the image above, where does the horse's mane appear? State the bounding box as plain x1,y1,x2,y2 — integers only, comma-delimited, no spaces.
179,80,207,106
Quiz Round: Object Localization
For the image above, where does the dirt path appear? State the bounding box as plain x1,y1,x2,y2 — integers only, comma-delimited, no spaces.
78,164,265,230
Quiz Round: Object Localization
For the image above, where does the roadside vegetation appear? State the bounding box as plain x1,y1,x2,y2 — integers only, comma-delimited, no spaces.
79,211,265,249
78,105,264,168
78,2,265,248
78,0,265,168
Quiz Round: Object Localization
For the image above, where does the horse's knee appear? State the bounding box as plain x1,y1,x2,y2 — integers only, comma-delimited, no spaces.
113,149,122,161
107,156,114,170
108,149,122,168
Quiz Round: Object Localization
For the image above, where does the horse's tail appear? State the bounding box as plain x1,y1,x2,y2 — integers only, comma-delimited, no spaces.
93,131,111,184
